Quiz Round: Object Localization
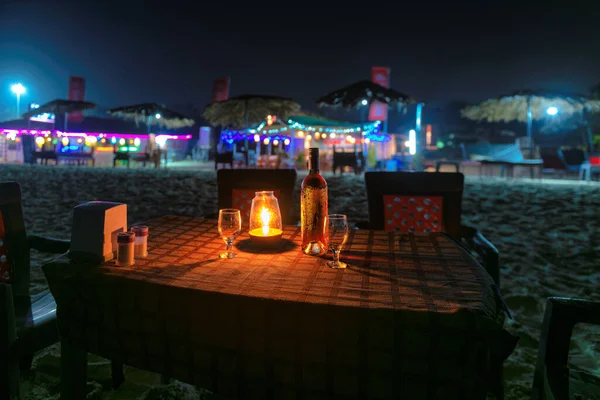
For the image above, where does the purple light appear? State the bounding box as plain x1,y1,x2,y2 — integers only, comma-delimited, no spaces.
1,129,192,140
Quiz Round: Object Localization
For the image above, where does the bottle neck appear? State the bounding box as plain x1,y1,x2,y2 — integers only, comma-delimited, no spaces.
308,155,320,174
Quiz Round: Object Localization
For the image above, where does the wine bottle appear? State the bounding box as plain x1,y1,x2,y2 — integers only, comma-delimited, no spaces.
301,147,328,256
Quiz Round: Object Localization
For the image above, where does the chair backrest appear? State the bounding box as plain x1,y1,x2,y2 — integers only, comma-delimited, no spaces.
364,172,464,238
557,148,587,167
0,182,30,296
217,169,298,225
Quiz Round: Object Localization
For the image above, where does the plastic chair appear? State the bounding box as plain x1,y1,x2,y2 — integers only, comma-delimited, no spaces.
532,297,600,400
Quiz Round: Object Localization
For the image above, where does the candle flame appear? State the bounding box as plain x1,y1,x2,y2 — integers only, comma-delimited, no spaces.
260,208,271,236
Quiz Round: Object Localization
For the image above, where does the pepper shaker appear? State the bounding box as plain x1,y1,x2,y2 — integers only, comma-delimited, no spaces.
116,232,135,266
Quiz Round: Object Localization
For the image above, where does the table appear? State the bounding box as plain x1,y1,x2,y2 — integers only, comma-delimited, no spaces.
479,159,543,179
43,216,516,400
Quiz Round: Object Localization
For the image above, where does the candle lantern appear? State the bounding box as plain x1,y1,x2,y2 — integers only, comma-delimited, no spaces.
248,191,283,247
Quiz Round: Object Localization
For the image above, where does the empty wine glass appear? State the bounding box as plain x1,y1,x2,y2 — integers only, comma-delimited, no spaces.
218,209,242,259
324,214,349,269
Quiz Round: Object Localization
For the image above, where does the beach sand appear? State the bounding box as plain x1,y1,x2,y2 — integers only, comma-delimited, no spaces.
1,164,598,399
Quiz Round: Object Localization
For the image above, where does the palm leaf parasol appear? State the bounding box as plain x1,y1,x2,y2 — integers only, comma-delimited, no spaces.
108,103,195,130
203,94,301,129
461,90,600,153
315,80,414,110
21,99,96,118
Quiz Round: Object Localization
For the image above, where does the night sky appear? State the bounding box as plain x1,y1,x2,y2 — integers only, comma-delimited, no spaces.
1,1,600,121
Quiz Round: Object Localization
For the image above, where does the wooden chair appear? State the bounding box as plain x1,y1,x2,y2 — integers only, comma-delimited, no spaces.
214,151,234,170
0,182,124,399
217,169,297,225
532,298,600,400
332,148,365,175
361,172,506,398
362,172,500,283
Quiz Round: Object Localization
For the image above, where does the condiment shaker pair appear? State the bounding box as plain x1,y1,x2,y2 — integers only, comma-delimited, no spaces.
116,225,148,266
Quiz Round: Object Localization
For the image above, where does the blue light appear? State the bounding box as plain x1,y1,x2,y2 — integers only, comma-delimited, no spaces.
546,106,558,116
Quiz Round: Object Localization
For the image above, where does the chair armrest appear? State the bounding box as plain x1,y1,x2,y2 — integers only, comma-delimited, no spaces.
27,235,70,254
532,298,600,400
460,225,500,286
354,221,370,230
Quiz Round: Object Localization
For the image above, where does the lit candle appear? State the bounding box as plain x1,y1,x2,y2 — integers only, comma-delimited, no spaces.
261,208,270,236
248,192,283,247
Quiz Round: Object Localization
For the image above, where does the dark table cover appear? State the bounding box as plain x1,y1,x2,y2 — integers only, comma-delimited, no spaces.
44,216,516,399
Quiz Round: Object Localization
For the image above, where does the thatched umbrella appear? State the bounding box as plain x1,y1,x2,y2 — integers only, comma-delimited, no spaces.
108,103,195,131
203,94,301,129
315,80,414,110
461,90,600,153
204,95,301,164
21,99,97,131
21,99,97,118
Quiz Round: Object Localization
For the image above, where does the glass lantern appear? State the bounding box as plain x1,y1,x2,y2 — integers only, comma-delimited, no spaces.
248,191,283,246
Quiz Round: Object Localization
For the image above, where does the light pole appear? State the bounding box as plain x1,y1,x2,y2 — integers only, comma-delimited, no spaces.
11,83,26,118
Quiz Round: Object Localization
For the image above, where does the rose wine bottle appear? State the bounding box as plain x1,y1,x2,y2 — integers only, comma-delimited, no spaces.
301,147,328,256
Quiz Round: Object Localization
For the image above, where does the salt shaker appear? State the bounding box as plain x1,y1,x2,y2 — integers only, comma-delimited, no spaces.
131,225,149,258
116,232,135,266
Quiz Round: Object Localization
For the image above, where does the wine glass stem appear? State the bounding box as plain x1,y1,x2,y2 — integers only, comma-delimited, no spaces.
226,241,233,253
332,249,340,264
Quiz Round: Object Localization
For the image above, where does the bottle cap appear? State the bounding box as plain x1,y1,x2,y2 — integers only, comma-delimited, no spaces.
117,231,136,243
131,226,149,237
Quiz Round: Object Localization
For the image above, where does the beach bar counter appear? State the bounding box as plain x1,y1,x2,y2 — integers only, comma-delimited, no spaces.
0,129,193,166
219,115,393,167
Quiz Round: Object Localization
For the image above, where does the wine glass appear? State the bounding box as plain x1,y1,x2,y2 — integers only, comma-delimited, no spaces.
218,209,242,259
324,214,349,269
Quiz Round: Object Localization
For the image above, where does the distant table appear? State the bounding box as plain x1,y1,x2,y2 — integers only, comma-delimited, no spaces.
44,216,515,400
479,159,543,179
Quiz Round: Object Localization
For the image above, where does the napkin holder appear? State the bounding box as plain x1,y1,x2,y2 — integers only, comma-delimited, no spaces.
70,202,127,263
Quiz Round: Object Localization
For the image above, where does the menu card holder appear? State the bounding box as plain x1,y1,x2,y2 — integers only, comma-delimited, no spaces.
70,202,127,263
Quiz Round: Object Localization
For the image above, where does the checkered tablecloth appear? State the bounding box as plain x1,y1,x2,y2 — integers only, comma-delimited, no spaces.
44,216,515,399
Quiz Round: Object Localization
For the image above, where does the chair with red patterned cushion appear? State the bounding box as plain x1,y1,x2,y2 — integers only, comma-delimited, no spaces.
362,172,505,398
363,172,499,283
217,169,298,225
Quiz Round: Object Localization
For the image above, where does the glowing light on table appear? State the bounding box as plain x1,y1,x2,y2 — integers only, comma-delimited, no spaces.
284,138,290,145
35,137,45,147
249,208,283,240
